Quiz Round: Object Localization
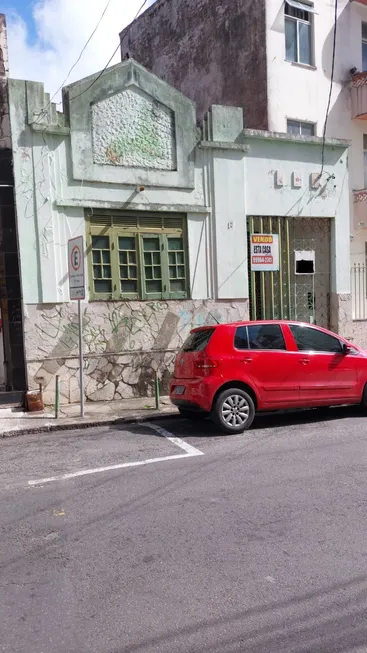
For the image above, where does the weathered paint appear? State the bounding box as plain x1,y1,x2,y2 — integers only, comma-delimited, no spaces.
120,0,268,129
92,87,176,170
7,60,352,403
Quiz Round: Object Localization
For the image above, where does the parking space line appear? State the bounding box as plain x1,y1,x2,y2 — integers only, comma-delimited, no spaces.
143,422,204,456
28,423,204,486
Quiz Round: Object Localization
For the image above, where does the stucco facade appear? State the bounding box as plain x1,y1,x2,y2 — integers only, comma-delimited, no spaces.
8,59,350,404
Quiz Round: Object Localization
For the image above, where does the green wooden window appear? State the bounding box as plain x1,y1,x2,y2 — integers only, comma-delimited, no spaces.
91,235,112,294
118,236,138,295
87,214,189,301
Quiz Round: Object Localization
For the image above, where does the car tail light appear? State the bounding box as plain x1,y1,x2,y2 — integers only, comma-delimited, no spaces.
194,358,218,374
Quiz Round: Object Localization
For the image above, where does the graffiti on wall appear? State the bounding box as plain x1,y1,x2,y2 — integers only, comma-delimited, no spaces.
25,299,249,404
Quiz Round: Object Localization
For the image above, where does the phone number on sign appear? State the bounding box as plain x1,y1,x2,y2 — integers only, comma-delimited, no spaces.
252,256,274,264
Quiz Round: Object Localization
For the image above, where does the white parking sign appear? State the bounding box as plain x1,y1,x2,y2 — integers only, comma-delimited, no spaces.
68,236,85,300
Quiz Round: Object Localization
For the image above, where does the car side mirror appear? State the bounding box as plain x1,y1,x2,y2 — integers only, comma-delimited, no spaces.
342,344,351,355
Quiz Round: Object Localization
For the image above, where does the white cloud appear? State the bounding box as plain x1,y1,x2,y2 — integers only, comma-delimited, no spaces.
6,0,156,104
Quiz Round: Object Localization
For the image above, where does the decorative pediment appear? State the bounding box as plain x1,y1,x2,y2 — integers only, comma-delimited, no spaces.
91,87,176,171
63,60,195,189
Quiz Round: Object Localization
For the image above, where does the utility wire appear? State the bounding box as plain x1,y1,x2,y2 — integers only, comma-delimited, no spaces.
34,0,114,124
69,0,151,102
320,0,338,177
19,0,152,193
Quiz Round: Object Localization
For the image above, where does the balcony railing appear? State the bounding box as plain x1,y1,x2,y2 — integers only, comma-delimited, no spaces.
351,263,367,319
351,71,367,120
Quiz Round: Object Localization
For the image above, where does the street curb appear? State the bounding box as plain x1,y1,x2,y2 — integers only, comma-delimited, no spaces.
0,409,179,438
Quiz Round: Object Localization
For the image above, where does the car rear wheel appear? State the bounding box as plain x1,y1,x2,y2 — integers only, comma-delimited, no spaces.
361,383,367,409
178,408,208,421
212,388,255,434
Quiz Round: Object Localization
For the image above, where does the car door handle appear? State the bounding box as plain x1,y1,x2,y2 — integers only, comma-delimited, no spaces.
240,357,253,363
299,358,310,365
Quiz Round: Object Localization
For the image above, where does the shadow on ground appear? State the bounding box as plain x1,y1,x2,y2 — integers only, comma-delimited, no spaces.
109,574,367,653
154,405,363,438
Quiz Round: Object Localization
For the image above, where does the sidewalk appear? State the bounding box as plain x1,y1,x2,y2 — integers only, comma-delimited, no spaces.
0,396,178,438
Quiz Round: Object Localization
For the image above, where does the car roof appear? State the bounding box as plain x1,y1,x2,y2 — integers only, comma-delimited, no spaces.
191,320,326,333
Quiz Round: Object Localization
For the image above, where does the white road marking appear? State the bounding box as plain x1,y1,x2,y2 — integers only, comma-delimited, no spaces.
143,421,204,456
28,422,204,486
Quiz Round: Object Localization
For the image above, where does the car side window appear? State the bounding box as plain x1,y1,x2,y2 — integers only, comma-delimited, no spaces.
290,325,342,353
233,324,287,351
234,326,249,350
248,325,286,350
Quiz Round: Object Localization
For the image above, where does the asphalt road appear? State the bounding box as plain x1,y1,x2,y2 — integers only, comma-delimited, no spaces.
1,407,367,652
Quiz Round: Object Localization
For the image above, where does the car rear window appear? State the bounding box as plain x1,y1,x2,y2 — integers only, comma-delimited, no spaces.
182,328,215,352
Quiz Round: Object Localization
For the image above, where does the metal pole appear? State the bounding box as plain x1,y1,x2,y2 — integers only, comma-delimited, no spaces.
278,217,284,319
269,216,275,319
155,371,160,410
55,375,60,419
78,300,84,418
285,218,292,319
259,216,266,319
249,216,257,320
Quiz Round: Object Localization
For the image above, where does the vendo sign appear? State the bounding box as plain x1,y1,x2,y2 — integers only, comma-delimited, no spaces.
250,234,279,272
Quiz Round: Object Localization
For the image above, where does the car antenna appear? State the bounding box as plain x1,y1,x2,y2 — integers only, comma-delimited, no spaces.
209,312,220,324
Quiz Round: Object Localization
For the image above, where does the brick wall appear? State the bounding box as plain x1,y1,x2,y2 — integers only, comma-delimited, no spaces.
120,0,268,129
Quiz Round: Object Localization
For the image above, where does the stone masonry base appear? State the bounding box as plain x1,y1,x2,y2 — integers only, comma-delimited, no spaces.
24,299,249,405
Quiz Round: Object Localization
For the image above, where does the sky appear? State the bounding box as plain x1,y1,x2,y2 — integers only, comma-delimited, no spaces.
3,0,156,105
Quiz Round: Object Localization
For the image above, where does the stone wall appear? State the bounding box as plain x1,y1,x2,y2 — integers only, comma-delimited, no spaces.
350,321,367,350
120,0,268,129
25,299,249,405
330,293,367,349
330,293,354,340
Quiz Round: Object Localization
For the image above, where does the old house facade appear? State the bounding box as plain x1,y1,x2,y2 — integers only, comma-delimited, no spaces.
7,58,351,404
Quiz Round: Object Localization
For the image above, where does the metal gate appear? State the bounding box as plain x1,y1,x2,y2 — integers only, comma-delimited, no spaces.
248,217,331,328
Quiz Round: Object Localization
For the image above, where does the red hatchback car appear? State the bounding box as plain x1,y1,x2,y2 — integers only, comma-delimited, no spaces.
170,320,367,434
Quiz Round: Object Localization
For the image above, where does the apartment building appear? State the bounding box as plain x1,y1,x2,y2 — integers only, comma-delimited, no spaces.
120,0,367,320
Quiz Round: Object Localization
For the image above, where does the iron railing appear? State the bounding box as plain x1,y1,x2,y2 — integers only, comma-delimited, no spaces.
351,263,367,320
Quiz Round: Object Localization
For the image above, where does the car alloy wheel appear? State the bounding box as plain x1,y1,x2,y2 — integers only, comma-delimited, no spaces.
221,394,250,428
212,387,255,434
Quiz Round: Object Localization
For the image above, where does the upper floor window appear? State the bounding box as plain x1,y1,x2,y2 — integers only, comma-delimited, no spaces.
287,119,315,136
87,213,189,301
285,0,315,66
362,23,367,71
